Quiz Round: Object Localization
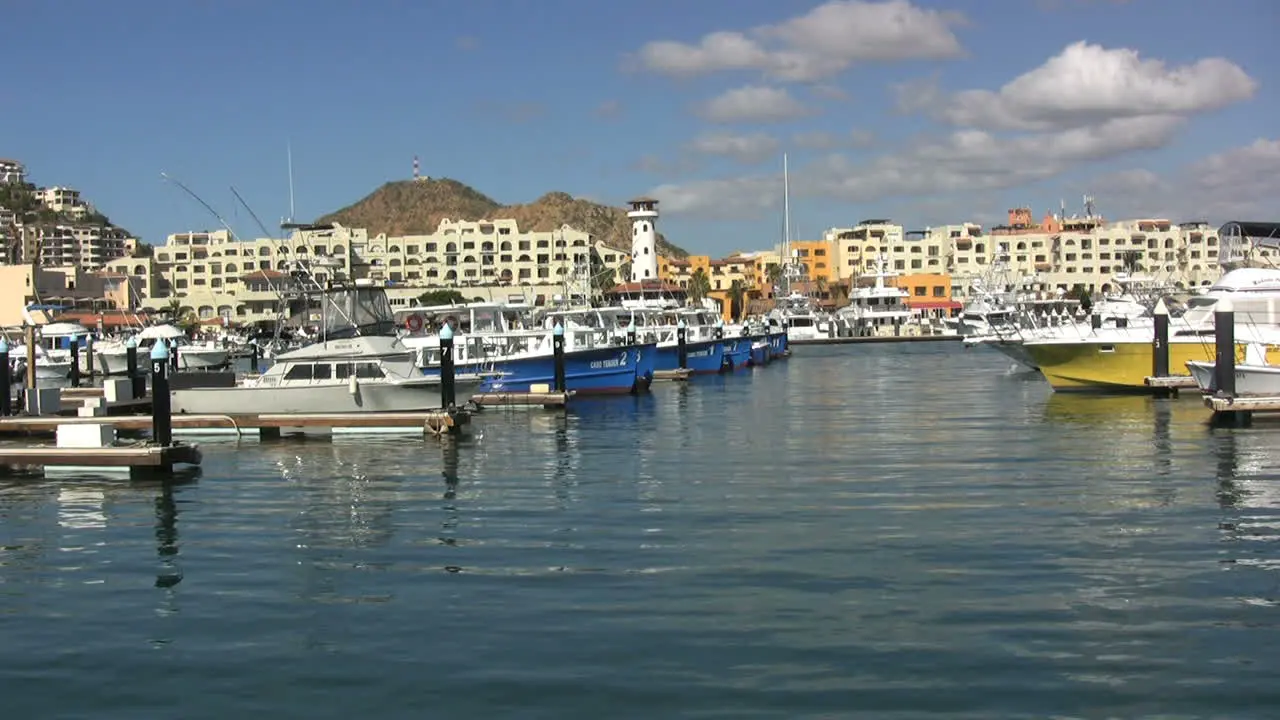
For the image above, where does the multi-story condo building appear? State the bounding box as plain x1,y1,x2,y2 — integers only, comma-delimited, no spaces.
17,224,133,271
824,210,1235,300
32,186,88,217
139,219,630,324
0,159,24,185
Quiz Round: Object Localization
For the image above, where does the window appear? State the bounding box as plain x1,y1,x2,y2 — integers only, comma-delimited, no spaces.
284,364,312,380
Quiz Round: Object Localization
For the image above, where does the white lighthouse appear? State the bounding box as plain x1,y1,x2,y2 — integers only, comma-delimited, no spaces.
627,197,660,283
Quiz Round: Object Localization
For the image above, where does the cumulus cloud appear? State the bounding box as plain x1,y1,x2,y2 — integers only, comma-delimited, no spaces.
687,132,780,164
1085,138,1280,221
632,0,965,82
941,42,1257,131
696,86,811,123
652,116,1184,216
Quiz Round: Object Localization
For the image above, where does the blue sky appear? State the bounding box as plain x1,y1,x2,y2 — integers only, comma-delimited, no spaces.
3,0,1276,257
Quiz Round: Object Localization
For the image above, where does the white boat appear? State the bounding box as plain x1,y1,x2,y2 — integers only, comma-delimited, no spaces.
1187,344,1280,396
836,258,917,337
87,324,230,375
171,285,483,414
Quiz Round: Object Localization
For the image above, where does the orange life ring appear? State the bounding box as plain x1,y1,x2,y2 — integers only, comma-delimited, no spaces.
405,314,424,332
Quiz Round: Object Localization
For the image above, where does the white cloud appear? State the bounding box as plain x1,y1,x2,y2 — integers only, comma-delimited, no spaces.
649,175,782,220
633,0,965,82
697,86,811,124
942,42,1257,131
1086,139,1280,221
687,132,780,164
653,115,1184,216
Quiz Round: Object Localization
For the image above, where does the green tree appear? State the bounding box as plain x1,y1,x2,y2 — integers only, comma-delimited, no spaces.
416,289,466,305
688,267,712,304
726,279,747,321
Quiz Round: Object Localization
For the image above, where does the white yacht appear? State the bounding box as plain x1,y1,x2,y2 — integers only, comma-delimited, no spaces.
86,324,230,375
835,259,916,337
171,285,483,414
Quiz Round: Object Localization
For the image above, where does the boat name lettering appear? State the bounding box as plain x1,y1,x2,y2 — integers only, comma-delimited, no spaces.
589,351,630,370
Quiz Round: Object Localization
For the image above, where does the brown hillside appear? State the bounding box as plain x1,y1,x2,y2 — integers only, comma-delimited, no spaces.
317,179,688,258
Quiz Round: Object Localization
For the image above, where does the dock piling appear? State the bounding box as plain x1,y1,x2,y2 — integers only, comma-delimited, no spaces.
677,319,688,370
1151,298,1172,397
126,337,145,399
439,323,456,409
552,323,566,393
23,325,35,390
1213,297,1236,398
69,341,81,388
0,338,9,417
151,341,173,446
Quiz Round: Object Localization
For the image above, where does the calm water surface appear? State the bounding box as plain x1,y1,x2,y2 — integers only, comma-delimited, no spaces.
2,343,1278,719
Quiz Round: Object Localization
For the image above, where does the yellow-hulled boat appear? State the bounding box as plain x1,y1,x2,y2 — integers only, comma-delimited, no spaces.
1025,333,1280,391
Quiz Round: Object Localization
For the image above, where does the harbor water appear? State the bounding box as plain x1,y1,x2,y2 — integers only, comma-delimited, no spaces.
2,343,1277,718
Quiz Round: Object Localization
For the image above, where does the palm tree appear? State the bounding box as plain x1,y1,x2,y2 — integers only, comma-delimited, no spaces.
727,279,747,321
688,267,712,304
765,263,783,290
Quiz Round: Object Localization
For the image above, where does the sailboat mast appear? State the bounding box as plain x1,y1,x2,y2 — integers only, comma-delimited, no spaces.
782,153,791,296
287,141,296,224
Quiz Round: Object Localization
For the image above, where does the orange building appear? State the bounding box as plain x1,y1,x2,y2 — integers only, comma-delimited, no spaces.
786,240,837,282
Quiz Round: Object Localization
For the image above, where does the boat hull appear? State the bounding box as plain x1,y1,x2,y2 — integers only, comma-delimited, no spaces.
722,337,753,370
654,339,724,375
424,343,656,395
1187,360,1280,396
171,379,474,415
1026,339,1280,391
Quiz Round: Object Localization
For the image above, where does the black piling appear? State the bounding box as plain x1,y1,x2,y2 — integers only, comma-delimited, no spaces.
126,339,145,399
0,339,10,417
677,321,688,370
151,342,173,447
439,324,456,409
69,341,81,387
552,323,567,393
1213,298,1236,398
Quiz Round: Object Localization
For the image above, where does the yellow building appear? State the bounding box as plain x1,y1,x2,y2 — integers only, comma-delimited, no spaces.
139,220,631,324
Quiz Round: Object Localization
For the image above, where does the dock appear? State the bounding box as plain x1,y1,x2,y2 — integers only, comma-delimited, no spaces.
0,410,470,439
789,335,962,346
653,369,692,381
472,391,570,408
0,442,202,477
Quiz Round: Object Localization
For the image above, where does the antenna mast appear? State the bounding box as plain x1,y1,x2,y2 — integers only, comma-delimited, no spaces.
782,152,791,296
286,141,296,224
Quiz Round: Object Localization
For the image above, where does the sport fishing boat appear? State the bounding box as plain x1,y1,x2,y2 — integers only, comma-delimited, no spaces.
1023,266,1280,391
171,284,482,414
407,303,655,394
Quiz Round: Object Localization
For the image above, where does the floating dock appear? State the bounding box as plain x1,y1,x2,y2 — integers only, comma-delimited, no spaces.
471,391,570,408
789,335,962,346
0,442,202,477
653,369,692,381
0,410,469,439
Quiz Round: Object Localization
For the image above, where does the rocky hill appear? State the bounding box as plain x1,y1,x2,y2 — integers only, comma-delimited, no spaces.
317,178,688,258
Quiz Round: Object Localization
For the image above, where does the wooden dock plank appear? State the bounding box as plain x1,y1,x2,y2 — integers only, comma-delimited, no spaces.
653,369,692,381
473,392,570,407
0,443,201,467
0,411,467,436
1145,375,1198,389
1204,395,1280,412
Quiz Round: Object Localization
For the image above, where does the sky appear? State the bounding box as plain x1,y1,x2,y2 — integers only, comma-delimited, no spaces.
2,0,1276,257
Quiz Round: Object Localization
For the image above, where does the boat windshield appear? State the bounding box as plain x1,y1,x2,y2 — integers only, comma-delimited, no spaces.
322,288,395,340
